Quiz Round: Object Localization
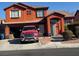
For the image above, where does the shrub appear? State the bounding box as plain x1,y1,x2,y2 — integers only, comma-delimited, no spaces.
64,24,68,30
62,30,73,40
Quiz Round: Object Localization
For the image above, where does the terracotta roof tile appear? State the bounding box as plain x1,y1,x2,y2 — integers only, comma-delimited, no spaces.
17,3,48,9
47,10,74,17
4,4,26,10
4,3,48,10
3,18,43,24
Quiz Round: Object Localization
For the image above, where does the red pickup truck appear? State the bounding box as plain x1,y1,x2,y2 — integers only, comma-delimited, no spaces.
20,26,39,43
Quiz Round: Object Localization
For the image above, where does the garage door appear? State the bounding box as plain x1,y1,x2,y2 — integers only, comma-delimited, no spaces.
39,25,44,36
10,27,21,38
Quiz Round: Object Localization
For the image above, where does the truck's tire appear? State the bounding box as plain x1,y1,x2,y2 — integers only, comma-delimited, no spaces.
20,41,24,44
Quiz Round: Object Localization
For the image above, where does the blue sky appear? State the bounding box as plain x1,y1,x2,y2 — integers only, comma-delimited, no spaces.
0,2,79,19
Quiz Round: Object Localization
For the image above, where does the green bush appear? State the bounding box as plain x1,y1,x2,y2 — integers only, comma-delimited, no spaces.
64,25,68,30
62,30,73,40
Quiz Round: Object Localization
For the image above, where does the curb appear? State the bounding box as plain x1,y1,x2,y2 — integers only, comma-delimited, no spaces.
0,42,79,51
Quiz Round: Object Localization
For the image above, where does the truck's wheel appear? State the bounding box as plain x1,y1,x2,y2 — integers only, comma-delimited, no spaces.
20,41,24,44
34,37,38,42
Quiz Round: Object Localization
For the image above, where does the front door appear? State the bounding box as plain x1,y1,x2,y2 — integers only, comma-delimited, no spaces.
51,24,57,36
51,18,59,36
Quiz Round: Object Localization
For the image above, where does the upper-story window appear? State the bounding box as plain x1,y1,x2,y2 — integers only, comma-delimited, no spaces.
65,19,73,24
27,10,32,15
36,10,44,17
10,10,21,18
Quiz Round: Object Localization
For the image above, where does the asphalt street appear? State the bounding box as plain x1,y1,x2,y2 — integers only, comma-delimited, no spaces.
0,48,79,56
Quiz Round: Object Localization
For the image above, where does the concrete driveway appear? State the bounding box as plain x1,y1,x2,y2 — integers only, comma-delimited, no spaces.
0,37,79,51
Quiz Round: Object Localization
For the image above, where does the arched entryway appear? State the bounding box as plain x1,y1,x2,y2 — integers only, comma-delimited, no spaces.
47,15,64,36
50,18,61,36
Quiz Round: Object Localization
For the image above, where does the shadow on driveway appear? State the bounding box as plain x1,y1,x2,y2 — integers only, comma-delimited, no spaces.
8,38,37,44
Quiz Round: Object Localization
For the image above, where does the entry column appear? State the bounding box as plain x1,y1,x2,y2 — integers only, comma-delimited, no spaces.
5,25,10,39
61,18,64,32
47,18,51,36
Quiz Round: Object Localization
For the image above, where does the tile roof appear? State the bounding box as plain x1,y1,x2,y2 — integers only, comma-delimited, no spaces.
47,10,74,17
4,3,48,10
3,18,43,24
31,6,48,9
17,3,48,9
4,4,26,10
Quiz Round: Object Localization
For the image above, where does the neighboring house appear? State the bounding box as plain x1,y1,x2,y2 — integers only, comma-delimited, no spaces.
65,10,79,25
3,3,72,38
74,10,79,21
65,10,79,37
74,10,79,23
64,12,74,25
64,17,74,25
0,18,5,39
0,18,5,33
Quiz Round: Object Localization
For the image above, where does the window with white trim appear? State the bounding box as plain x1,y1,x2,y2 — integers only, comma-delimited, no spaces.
36,10,44,17
10,10,21,18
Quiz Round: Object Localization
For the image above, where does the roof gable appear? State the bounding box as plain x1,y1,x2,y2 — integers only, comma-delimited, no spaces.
47,10,73,17
17,3,48,9
4,3,48,10
75,10,79,16
47,11,65,17
51,12,65,17
4,4,27,10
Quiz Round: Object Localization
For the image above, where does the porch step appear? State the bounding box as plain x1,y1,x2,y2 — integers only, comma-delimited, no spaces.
51,35,63,41
51,35,63,37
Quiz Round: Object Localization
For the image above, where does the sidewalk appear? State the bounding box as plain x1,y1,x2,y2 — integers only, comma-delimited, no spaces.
0,39,79,51
62,39,79,43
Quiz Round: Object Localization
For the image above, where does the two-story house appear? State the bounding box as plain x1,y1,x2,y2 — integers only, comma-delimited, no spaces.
3,3,69,38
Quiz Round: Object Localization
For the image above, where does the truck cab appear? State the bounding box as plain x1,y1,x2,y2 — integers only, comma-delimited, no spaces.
20,26,39,43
